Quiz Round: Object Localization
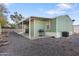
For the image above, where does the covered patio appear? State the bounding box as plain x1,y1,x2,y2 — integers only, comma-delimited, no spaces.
17,16,49,39
17,17,34,39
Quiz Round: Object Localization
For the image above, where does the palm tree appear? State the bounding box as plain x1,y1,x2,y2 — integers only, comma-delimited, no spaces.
10,12,24,31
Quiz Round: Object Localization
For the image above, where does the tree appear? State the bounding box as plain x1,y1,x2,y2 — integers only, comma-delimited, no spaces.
0,3,8,26
0,3,8,13
0,3,8,33
10,24,16,29
0,17,7,27
10,12,24,30
10,12,23,23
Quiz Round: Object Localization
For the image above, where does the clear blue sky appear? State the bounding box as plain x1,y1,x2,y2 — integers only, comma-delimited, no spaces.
6,3,79,25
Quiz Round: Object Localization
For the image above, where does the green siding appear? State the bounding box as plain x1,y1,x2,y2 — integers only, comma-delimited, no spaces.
29,19,34,37
56,15,73,32
46,19,56,32
49,19,56,32
31,20,34,37
30,15,73,37
34,19,45,37
33,19,56,37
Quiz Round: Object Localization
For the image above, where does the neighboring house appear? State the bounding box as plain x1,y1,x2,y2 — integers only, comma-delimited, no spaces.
17,15,73,39
74,25,79,33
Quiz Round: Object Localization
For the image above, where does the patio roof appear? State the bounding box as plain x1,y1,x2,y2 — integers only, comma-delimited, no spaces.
18,17,29,24
18,15,69,24
30,16,53,20
18,16,53,24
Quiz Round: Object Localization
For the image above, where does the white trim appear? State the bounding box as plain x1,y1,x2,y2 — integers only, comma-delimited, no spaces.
45,32,56,37
34,19,35,37
22,21,23,32
56,32,61,38
29,17,31,38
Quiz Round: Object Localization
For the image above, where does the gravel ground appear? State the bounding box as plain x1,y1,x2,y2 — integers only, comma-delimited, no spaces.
0,32,79,56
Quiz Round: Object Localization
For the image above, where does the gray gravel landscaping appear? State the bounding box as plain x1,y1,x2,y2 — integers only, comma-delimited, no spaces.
0,32,79,56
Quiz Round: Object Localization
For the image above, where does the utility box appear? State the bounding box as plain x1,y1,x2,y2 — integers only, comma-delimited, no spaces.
62,32,69,37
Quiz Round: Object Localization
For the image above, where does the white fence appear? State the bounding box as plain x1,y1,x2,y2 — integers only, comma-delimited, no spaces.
74,25,79,33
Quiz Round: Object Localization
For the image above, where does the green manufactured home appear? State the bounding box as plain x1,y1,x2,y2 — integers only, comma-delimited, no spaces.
17,15,73,39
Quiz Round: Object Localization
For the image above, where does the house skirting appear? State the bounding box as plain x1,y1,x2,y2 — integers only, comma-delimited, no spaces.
15,31,73,39
46,31,73,38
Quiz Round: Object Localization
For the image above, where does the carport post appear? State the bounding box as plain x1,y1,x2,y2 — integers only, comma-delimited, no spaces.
22,21,23,32
29,17,31,39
